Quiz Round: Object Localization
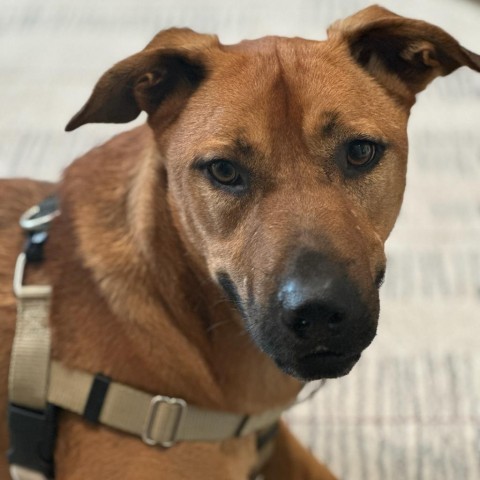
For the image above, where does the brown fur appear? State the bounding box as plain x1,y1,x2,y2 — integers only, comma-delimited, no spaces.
1,6,479,479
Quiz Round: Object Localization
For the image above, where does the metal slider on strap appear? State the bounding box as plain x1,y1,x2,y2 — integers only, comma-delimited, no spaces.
13,252,52,300
142,395,187,448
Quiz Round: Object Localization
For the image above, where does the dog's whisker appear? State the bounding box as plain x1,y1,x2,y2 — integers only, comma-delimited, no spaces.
206,318,235,332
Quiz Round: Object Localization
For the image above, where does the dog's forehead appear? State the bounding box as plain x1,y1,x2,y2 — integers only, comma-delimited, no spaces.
229,37,400,121
172,36,406,159
225,34,319,54
220,34,335,84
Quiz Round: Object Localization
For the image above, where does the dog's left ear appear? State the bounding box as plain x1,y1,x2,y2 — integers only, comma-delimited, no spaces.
65,28,219,131
328,5,480,106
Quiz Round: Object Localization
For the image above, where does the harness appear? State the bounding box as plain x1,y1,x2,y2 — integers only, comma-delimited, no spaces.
6,197,290,480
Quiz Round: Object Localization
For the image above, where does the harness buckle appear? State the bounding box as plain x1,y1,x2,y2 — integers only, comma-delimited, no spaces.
7,403,57,480
142,395,187,448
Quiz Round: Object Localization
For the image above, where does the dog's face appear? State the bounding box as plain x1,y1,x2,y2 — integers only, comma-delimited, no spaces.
67,6,480,380
162,42,405,380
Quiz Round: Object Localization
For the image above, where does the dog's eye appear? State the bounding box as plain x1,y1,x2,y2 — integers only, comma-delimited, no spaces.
207,160,240,185
346,140,377,167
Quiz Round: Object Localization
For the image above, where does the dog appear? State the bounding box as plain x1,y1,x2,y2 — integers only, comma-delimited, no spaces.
1,5,479,479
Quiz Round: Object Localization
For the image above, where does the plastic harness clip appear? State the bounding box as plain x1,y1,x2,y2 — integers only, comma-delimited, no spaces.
7,403,58,479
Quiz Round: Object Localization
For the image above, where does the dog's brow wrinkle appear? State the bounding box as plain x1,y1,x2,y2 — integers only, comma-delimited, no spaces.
271,40,298,124
320,111,341,137
234,138,254,156
193,137,258,163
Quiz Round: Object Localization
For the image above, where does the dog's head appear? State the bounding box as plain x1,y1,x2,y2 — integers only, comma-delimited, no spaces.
67,6,480,381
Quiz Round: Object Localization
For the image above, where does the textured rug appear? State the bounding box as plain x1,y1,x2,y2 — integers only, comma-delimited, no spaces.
1,0,480,479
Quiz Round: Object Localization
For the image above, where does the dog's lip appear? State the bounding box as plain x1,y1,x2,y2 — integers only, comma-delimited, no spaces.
273,347,362,381
299,347,362,377
301,345,357,362
303,352,361,369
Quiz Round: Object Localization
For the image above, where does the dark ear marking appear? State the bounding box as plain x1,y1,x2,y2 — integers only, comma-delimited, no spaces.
328,5,480,104
65,29,217,131
132,54,206,115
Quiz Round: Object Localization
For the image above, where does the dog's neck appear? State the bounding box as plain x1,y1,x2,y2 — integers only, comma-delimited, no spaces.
48,126,301,414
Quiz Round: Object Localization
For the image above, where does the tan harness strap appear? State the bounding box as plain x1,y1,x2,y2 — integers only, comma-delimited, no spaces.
9,253,52,410
48,361,286,447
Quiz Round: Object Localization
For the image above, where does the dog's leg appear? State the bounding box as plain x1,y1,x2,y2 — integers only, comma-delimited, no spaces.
259,422,337,480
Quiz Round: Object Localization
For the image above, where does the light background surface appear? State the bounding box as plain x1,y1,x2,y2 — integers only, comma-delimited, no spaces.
1,1,480,478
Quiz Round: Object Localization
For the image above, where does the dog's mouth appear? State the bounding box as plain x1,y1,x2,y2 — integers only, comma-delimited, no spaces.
301,348,362,376
272,346,362,381
243,306,375,381
303,345,354,362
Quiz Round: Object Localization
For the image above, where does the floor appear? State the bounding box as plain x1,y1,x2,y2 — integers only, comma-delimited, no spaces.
1,0,480,478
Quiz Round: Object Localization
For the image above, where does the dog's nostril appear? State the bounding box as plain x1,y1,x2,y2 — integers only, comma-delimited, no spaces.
327,312,344,329
290,302,344,337
292,315,311,337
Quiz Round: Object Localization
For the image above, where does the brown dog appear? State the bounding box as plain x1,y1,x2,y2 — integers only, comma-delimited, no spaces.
1,5,479,479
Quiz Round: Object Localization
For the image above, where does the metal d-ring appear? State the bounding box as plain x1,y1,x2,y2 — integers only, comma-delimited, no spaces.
19,202,60,232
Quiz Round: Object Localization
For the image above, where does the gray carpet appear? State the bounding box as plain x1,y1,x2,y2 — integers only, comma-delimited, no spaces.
1,0,480,478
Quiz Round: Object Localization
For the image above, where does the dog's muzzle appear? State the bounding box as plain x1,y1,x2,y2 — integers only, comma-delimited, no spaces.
228,250,380,381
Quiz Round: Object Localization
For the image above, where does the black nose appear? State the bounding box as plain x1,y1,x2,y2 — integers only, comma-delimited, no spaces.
278,251,367,343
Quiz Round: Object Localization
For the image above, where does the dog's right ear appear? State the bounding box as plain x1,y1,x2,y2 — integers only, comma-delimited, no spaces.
65,29,218,131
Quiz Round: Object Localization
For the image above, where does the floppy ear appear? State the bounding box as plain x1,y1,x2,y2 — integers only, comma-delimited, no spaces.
328,5,480,106
65,28,218,131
